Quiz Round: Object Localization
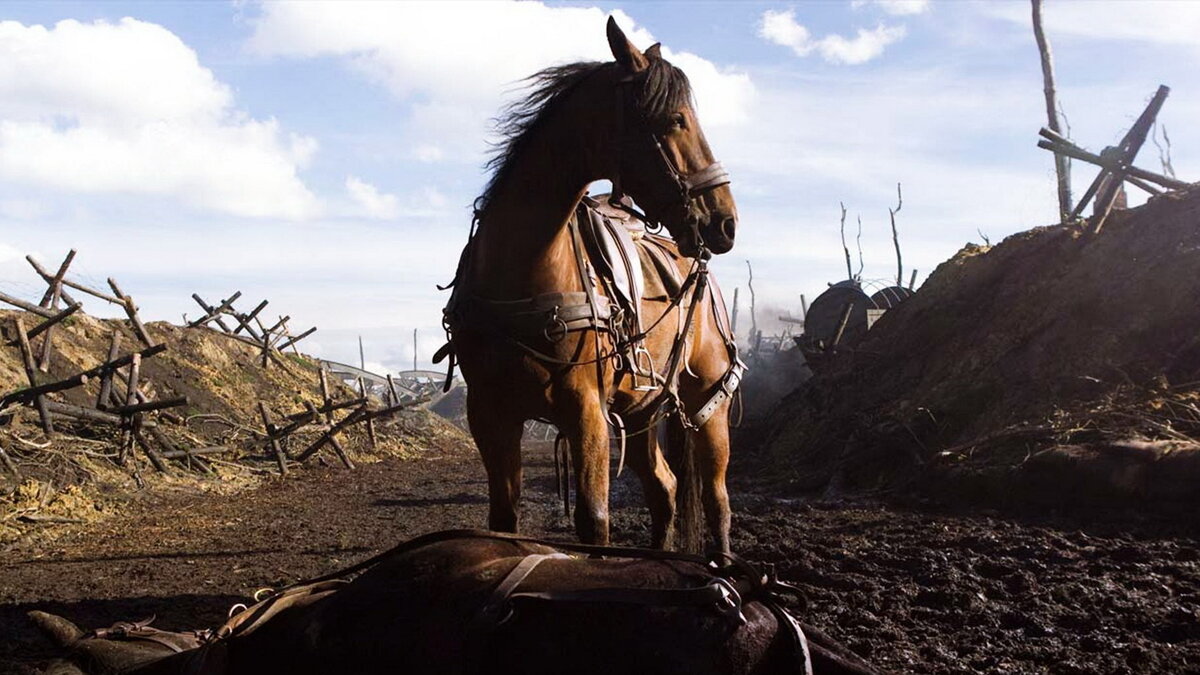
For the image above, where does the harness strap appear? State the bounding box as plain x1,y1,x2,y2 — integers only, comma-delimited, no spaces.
691,356,746,428
509,577,746,626
471,553,570,634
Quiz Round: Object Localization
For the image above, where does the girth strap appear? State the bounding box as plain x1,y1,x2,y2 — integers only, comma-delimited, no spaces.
471,553,570,634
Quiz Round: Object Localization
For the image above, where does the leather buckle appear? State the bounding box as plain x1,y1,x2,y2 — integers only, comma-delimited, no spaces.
713,578,746,626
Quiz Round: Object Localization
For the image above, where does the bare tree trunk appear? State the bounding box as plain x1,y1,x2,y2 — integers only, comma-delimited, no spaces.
1032,0,1073,221
838,202,852,280
889,182,904,287
745,260,757,341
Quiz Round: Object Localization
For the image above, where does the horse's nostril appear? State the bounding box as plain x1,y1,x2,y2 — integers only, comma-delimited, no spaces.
720,217,737,241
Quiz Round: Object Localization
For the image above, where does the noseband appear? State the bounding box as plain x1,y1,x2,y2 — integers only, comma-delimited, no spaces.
608,75,730,249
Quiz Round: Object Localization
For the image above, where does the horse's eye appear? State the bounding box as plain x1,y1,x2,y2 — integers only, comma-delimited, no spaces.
668,114,686,131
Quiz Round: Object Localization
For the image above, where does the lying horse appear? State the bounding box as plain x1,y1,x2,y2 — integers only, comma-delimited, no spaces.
30,530,880,674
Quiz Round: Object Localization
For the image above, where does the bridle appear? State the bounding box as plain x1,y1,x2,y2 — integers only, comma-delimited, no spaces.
608,73,731,253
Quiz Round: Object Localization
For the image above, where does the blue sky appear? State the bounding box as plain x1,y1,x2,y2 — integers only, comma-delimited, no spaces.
0,1,1196,373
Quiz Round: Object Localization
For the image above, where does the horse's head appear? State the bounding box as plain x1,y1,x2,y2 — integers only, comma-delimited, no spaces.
605,17,737,257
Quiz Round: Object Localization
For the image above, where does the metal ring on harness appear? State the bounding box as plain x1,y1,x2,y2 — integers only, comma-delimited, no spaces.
542,310,569,343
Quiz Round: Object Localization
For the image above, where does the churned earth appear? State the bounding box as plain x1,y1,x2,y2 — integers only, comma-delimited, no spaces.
1,438,1198,674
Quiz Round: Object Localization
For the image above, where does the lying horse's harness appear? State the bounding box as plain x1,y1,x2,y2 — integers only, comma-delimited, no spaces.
218,529,816,675
435,196,746,445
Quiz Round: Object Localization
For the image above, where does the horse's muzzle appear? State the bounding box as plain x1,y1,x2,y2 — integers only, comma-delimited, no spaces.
703,214,736,255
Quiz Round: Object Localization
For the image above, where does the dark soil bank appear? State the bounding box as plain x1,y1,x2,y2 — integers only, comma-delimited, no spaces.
3,441,1198,673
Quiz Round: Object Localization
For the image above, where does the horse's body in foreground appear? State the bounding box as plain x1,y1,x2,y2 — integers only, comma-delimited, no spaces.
441,18,742,552
31,531,880,675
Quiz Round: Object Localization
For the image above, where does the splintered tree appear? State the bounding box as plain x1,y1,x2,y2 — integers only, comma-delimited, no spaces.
1032,0,1073,221
839,202,853,281
745,259,758,341
889,183,904,287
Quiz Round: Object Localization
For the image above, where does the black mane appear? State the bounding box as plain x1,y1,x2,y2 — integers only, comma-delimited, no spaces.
478,57,693,213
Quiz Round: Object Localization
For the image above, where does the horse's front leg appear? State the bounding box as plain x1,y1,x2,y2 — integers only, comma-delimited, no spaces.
558,391,611,545
688,403,732,555
467,390,525,533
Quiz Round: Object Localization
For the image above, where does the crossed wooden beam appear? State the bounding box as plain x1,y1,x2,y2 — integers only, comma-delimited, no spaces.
188,292,316,371
1038,85,1189,233
256,367,428,476
0,250,156,378
0,316,208,478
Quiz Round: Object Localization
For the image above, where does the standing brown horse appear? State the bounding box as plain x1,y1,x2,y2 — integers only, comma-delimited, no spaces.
438,18,741,552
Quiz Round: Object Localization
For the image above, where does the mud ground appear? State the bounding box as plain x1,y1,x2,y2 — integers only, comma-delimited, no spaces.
2,439,1198,674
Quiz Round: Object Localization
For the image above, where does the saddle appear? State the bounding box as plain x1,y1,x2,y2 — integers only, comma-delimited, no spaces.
575,194,685,339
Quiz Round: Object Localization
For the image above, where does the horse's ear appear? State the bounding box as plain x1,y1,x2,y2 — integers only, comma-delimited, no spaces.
644,43,662,61
607,16,648,73
28,611,85,647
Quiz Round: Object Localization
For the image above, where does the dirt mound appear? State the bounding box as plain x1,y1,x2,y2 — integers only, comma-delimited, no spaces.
429,384,468,429
0,312,467,542
754,186,1200,508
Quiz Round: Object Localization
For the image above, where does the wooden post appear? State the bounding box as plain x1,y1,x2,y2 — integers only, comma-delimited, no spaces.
108,279,155,347
25,256,80,307
358,378,377,449
16,303,80,344
38,250,77,307
231,299,268,337
386,374,400,406
298,401,355,468
44,400,123,426
14,318,53,434
190,293,239,332
1032,0,1073,222
277,318,302,356
118,353,141,465
832,302,855,348
1092,86,1170,233
277,326,316,352
0,371,90,409
0,291,57,318
258,402,289,476
37,270,64,371
909,269,918,290
133,428,172,475
318,368,333,422
800,294,808,319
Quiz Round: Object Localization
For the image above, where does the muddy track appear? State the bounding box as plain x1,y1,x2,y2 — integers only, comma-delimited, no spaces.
2,441,1198,673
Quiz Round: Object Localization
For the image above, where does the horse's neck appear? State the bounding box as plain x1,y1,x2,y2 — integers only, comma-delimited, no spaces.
470,100,610,300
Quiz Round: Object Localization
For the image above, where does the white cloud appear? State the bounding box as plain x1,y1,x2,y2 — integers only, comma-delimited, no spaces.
853,0,931,17
759,10,906,65
984,1,1200,48
247,1,755,131
412,144,444,163
346,176,400,219
344,177,450,220
0,18,320,219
